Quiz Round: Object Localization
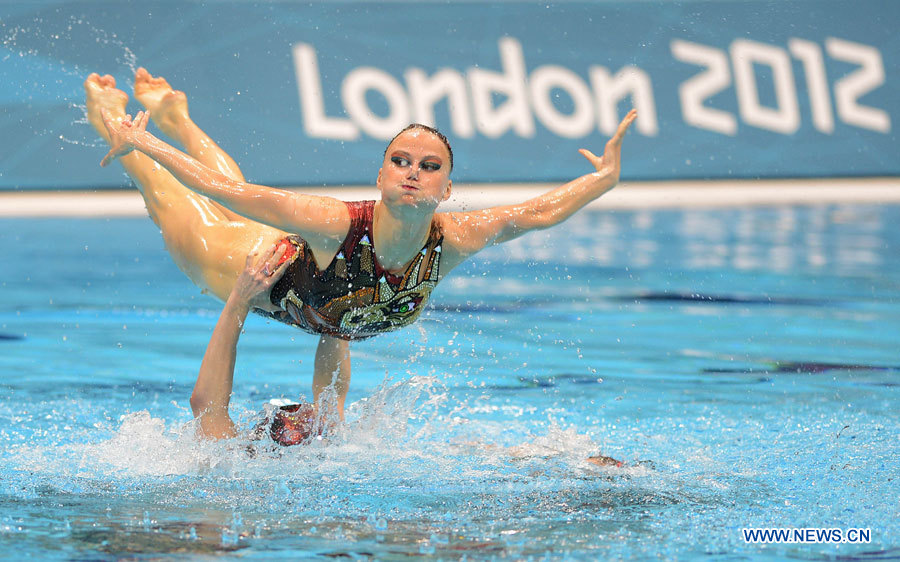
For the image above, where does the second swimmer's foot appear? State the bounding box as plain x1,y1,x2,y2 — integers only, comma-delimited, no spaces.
133,67,190,139
587,455,625,468
84,73,129,143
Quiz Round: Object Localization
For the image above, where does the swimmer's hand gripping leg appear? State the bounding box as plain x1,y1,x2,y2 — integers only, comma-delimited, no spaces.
99,109,149,167
190,243,290,440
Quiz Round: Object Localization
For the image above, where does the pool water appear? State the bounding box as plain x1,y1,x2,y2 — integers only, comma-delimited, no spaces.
1,203,898,560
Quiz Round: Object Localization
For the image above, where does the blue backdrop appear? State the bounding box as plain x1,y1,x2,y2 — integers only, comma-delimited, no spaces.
1,0,897,190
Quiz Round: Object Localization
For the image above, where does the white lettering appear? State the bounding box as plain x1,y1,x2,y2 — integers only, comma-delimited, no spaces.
405,68,475,138
589,66,659,136
342,67,410,140
671,39,737,135
468,37,535,138
788,39,834,134
529,65,594,138
730,39,799,134
295,37,671,142
826,37,890,133
292,43,358,140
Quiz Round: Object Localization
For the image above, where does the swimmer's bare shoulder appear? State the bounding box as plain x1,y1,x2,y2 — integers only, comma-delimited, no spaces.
432,211,489,273
434,205,533,275
281,191,352,247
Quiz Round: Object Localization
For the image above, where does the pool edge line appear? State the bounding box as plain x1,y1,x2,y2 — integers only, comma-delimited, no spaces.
2,177,899,217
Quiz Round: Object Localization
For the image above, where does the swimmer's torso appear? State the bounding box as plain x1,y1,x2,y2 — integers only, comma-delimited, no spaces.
264,200,443,340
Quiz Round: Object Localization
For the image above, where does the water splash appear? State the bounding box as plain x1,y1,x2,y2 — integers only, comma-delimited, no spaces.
3,368,892,558
1,15,140,148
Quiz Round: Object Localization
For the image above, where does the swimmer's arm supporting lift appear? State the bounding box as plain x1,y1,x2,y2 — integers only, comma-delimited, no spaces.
190,244,291,440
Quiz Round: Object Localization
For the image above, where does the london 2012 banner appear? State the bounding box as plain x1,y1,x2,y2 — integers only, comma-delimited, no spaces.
0,0,896,190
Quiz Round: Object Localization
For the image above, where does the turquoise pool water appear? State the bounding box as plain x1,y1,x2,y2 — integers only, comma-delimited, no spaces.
1,203,898,560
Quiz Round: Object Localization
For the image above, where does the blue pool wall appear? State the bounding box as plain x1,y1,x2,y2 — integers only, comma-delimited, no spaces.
1,0,897,190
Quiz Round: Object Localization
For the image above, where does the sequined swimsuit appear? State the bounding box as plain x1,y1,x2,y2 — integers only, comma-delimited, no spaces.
264,200,443,341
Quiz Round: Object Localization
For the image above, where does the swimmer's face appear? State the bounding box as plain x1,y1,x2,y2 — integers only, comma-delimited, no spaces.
377,129,452,210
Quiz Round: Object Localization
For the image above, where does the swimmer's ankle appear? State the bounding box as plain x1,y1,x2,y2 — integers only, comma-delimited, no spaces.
162,116,200,144
134,78,192,140
145,105,192,141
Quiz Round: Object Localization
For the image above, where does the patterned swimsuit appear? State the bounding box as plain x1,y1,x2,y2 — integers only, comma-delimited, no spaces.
263,200,443,341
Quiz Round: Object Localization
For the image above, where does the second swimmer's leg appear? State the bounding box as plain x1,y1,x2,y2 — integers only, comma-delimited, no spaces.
313,335,351,421
134,67,245,221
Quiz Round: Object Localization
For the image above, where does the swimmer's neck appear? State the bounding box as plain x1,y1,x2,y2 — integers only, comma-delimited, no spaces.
373,200,433,271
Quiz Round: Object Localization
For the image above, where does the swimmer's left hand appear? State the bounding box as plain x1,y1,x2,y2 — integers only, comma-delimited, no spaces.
579,109,637,183
99,109,150,167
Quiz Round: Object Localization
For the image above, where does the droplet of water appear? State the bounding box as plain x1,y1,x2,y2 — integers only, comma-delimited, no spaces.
274,480,290,496
430,532,448,545
221,527,237,546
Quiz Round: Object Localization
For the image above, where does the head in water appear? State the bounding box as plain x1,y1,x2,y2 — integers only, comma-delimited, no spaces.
270,402,318,446
378,124,453,209
251,401,324,446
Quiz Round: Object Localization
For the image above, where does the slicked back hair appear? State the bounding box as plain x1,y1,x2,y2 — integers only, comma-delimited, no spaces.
384,124,453,173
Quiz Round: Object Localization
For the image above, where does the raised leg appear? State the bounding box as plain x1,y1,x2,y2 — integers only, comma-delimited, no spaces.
85,73,286,303
134,67,245,222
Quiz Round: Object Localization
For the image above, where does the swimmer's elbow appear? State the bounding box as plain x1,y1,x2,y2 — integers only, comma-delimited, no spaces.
189,391,205,417
194,412,237,441
190,394,233,439
190,390,217,417
491,209,554,246
517,206,558,232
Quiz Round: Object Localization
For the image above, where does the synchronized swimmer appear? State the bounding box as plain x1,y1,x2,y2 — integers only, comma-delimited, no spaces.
85,68,636,450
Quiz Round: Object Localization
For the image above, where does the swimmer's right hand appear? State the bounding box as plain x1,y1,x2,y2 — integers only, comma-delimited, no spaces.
232,243,292,303
578,108,637,183
99,109,150,167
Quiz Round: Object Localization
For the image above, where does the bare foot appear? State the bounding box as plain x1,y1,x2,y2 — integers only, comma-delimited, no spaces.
587,455,624,468
84,73,129,143
133,67,190,139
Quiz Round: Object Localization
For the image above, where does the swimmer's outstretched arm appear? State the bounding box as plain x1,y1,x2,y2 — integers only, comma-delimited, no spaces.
98,109,349,243
190,244,290,440
440,110,637,263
